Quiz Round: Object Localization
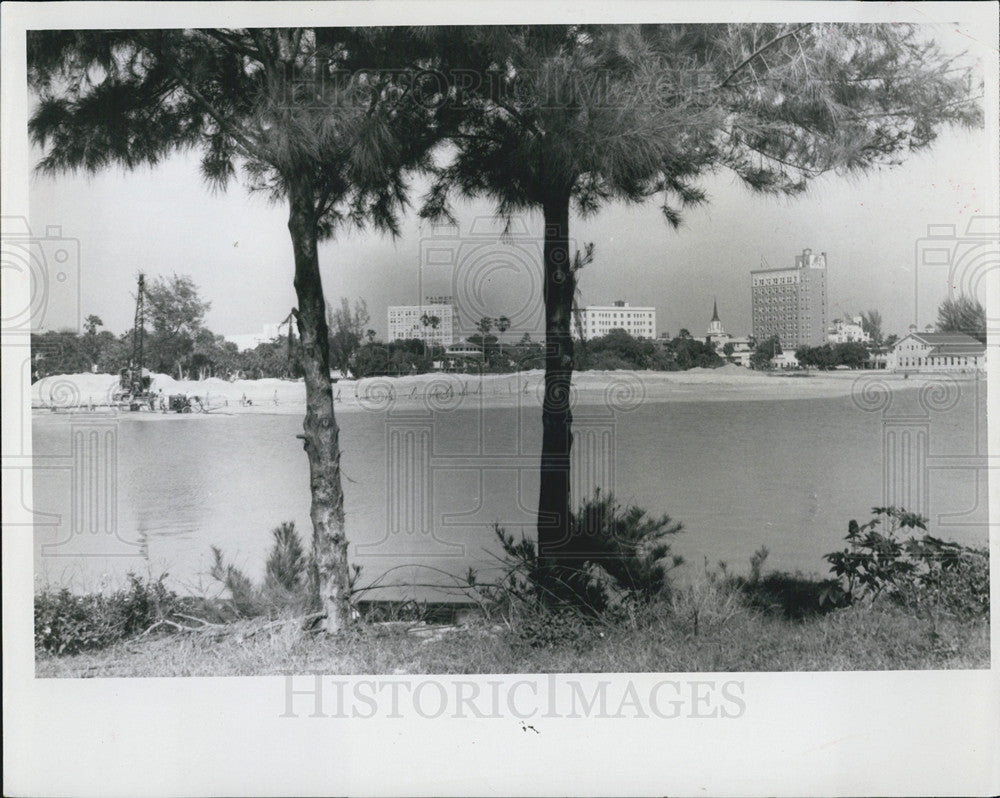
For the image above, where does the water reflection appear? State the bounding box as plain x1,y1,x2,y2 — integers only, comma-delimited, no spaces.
33,383,988,598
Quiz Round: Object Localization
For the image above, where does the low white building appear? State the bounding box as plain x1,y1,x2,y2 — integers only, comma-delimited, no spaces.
225,320,292,352
723,336,754,367
578,300,656,340
827,316,871,344
774,349,800,369
887,330,986,373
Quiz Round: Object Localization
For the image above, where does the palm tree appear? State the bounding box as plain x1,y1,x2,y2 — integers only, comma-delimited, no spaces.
495,315,511,359
422,24,982,587
475,316,493,360
420,312,431,355
28,29,447,632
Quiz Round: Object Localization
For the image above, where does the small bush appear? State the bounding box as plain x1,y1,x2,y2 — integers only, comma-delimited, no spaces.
489,490,684,617
264,521,308,596
742,571,843,619
35,573,179,655
210,521,361,618
895,536,989,620
210,521,320,617
822,507,989,618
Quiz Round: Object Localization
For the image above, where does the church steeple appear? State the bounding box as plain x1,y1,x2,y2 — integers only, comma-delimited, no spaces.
707,297,725,339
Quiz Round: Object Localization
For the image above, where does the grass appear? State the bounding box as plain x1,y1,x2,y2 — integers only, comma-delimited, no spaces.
35,579,988,677
34,509,989,677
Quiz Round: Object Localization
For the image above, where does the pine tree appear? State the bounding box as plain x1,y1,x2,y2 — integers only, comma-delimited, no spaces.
422,24,982,591
29,28,447,631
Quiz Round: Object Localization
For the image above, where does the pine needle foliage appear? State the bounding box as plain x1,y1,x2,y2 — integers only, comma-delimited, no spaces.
28,28,446,240
210,521,318,617
493,490,685,615
421,24,983,226
417,24,983,577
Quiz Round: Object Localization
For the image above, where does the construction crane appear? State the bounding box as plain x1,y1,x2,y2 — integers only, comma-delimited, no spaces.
113,274,153,410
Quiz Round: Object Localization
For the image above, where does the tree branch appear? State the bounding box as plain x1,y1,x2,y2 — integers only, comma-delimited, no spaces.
196,29,262,62
719,24,813,89
250,29,277,68
166,63,272,164
495,96,545,138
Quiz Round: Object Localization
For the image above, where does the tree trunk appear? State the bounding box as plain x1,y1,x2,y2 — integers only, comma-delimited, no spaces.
287,176,351,633
537,191,578,577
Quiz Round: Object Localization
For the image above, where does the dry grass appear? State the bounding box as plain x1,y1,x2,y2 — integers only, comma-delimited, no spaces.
36,595,989,677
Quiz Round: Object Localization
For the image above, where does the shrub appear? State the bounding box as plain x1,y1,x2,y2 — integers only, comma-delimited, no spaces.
210,546,266,616
489,490,684,617
822,507,989,618
896,536,989,619
264,521,310,599
822,507,924,605
35,573,179,655
210,521,361,618
742,571,843,619
211,521,318,616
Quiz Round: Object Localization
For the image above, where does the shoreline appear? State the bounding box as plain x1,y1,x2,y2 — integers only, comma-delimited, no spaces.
31,368,969,418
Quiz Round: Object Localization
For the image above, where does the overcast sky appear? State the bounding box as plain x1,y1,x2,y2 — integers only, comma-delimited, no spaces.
28,27,995,343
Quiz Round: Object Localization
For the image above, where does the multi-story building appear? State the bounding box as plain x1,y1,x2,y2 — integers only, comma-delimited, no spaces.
388,298,457,346
827,316,871,344
577,300,656,340
751,248,829,348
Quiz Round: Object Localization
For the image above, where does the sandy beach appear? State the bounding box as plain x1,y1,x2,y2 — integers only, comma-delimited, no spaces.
30,366,961,418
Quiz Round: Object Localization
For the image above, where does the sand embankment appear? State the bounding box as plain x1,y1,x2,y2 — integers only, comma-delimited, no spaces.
30,366,955,417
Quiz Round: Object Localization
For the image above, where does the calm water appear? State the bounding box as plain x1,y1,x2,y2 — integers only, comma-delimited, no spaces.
33,381,989,599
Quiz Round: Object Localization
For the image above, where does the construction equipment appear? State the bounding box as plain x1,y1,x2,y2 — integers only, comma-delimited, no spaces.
167,394,203,413
112,274,153,410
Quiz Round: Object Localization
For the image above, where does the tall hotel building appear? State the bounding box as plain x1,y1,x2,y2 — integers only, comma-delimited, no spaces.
387,297,457,346
578,300,656,340
751,248,828,348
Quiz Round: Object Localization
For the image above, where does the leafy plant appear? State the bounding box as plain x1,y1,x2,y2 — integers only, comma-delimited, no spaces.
35,573,179,655
822,507,923,605
897,536,989,619
822,507,989,619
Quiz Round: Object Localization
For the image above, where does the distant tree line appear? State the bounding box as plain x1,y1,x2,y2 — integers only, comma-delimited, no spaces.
30,275,303,382
34,282,985,383
795,342,871,370
937,295,986,344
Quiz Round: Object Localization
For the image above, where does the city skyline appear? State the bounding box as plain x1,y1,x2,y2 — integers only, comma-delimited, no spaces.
28,106,993,344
